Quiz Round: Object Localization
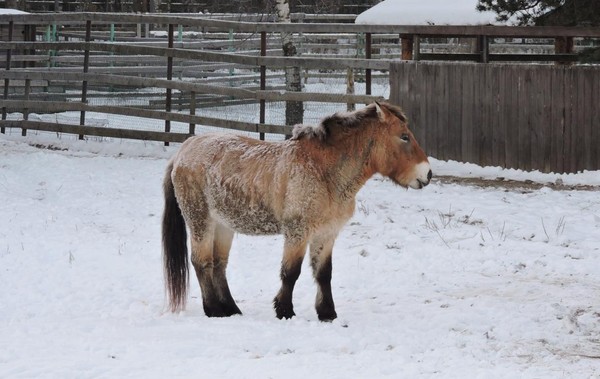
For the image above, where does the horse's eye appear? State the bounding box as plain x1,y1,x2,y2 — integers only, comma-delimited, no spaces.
400,133,410,142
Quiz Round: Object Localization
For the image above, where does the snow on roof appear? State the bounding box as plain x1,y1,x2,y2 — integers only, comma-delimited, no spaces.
355,0,509,25
0,8,29,15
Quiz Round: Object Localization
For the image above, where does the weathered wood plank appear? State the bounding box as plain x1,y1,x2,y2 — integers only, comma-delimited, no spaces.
489,63,501,168
563,67,574,173
504,65,518,170
521,67,533,171
490,64,508,167
580,68,593,170
435,63,449,161
550,67,564,173
444,63,460,161
593,68,600,170
0,120,192,143
539,66,553,173
460,64,474,163
421,65,439,156
0,100,294,135
478,64,492,167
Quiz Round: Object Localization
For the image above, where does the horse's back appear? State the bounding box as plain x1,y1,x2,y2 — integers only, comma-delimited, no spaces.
171,133,291,236
175,133,287,166
169,132,354,239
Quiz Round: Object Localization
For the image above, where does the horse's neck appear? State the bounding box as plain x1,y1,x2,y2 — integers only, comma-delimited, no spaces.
323,137,375,202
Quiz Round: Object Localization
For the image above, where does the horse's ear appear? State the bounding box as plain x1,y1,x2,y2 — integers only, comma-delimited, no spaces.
374,102,386,121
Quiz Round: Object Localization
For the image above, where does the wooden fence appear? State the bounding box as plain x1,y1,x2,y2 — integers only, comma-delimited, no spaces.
1,13,600,173
390,62,600,174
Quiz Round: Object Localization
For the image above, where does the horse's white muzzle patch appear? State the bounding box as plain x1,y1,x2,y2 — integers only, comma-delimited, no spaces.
408,161,432,189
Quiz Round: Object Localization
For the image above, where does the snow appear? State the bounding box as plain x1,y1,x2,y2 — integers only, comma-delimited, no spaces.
1,133,600,378
0,9,29,15
355,0,508,25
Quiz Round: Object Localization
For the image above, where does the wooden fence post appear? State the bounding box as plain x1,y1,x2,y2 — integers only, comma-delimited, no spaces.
228,28,234,79
1,20,13,132
346,68,355,111
259,31,266,141
400,34,414,60
414,35,421,61
478,35,489,63
22,79,30,136
189,91,196,135
555,36,574,65
79,19,92,140
365,32,372,96
165,23,174,146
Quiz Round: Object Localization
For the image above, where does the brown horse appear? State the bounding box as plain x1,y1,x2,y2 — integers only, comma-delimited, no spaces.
162,102,431,321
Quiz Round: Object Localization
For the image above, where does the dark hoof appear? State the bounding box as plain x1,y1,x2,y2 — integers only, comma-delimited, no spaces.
204,307,229,318
273,297,295,319
203,302,241,318
317,310,337,322
221,302,243,317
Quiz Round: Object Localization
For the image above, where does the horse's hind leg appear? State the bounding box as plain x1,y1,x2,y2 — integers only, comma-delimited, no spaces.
212,223,242,316
190,226,227,317
309,233,338,321
190,222,241,317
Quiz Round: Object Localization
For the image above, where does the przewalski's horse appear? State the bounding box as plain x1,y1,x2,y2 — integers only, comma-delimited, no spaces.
162,102,431,321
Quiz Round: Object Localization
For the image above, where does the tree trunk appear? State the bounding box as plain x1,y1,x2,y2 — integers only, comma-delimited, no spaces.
275,0,303,128
346,69,355,111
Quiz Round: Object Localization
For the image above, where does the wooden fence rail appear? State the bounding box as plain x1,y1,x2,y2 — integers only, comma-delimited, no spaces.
390,61,600,174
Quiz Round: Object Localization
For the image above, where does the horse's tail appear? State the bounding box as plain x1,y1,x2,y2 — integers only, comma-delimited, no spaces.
162,160,189,313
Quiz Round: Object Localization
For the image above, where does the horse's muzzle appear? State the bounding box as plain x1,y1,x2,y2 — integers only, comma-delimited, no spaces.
409,164,432,189
419,169,433,187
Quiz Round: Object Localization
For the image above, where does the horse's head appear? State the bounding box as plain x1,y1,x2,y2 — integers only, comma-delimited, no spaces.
371,102,432,189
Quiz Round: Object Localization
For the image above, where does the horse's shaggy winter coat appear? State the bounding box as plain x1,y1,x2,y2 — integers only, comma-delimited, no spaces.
163,102,431,320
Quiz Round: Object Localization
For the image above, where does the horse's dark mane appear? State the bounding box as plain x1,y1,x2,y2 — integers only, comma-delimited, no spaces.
290,102,407,142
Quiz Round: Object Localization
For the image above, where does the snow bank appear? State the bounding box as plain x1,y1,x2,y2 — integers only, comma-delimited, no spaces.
355,0,506,25
0,9,29,15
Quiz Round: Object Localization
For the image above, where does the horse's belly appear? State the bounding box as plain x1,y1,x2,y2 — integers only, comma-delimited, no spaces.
209,196,281,236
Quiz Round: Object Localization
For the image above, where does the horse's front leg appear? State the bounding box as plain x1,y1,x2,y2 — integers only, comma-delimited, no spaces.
273,237,308,319
309,233,338,321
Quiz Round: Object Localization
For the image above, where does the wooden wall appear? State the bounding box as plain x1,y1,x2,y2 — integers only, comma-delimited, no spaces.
390,61,600,174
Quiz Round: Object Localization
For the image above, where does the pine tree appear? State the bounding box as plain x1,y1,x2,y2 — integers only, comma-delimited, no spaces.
477,0,600,26
476,0,564,25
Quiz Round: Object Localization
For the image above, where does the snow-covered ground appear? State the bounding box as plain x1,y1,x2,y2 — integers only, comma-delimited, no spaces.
1,134,599,378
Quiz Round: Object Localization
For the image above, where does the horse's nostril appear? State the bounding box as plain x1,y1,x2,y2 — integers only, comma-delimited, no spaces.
427,170,432,181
